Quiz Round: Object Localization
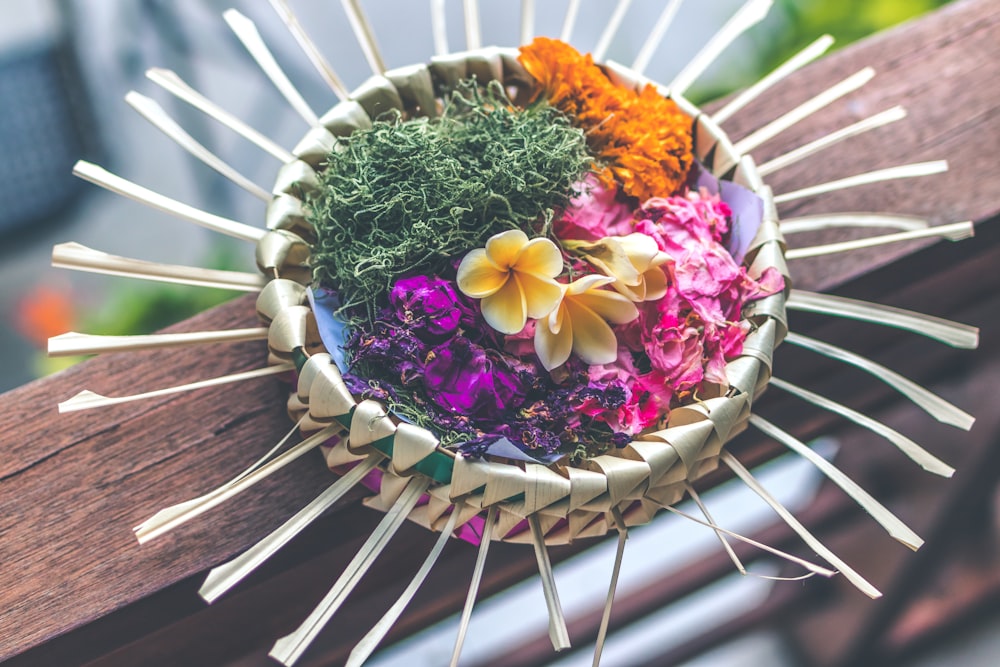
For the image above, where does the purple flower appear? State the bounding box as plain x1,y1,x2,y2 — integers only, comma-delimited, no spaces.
390,275,468,340
347,321,427,386
423,336,526,421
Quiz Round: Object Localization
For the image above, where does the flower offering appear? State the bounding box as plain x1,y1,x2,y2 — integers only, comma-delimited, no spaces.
309,39,782,463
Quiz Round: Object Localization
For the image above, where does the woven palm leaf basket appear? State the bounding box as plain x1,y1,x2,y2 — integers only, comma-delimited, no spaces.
51,1,980,665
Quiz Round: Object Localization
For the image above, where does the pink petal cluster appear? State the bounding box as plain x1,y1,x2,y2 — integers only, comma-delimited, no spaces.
553,174,635,241
548,182,784,435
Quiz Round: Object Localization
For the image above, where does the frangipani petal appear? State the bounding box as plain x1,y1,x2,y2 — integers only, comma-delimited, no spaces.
574,289,639,324
565,300,619,365
519,272,564,319
535,305,573,371
457,249,508,297
573,238,642,286
515,237,564,278
618,233,668,272
485,229,530,268
641,265,669,301
481,273,528,334
566,274,615,295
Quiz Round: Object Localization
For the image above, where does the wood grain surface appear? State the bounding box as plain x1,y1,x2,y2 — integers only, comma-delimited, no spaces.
1,0,997,664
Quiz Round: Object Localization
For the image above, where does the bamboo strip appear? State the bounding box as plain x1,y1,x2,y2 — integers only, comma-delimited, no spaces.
669,0,773,96
48,328,268,357
168,416,305,531
529,514,571,651
270,476,431,666
780,213,928,235
347,509,462,667
58,362,293,414
749,414,923,549
72,162,266,242
774,160,949,204
200,454,381,603
757,106,907,176
268,0,349,99
223,9,320,126
786,289,979,348
134,422,336,543
449,506,498,667
462,0,481,49
340,0,386,74
721,451,880,597
560,0,581,43
146,68,294,162
592,0,633,62
520,0,535,45
592,511,628,667
685,482,746,574
126,92,271,201
431,0,449,55
785,221,973,259
660,504,835,578
768,377,954,476
52,243,266,291
631,0,683,74
733,67,875,155
783,332,975,429
712,34,833,124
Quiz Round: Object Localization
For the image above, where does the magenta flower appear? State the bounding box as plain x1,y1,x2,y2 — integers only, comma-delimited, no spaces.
390,275,467,340
423,336,526,421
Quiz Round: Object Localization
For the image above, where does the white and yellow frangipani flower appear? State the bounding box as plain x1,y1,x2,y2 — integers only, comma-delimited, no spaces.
534,275,639,371
457,229,564,334
565,233,670,302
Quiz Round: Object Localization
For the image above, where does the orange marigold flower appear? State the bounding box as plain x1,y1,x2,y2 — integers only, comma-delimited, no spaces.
518,37,693,201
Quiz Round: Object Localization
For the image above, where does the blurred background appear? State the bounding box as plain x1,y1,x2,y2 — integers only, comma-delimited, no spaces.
0,0,951,390
4,2,989,667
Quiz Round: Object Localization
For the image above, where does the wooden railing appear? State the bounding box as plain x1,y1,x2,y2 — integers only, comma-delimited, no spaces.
2,1,997,665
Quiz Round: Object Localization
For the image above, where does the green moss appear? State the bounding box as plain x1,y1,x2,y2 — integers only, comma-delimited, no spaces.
308,80,591,315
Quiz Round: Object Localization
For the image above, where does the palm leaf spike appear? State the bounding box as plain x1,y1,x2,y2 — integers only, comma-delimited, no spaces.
463,0,481,49
58,363,294,415
783,332,975,429
669,0,774,96
786,290,979,348
785,221,973,259
51,242,266,291
733,67,875,154
631,0,684,74
768,377,955,476
520,0,535,45
592,0,633,62
200,453,382,603
340,0,386,75
268,0,350,99
71,161,266,241
48,328,269,357
347,509,464,667
773,160,950,203
145,68,295,162
223,9,321,126
712,34,834,124
449,505,499,667
757,106,907,176
269,476,432,666
779,213,929,235
560,0,582,42
126,92,271,201
431,0,449,55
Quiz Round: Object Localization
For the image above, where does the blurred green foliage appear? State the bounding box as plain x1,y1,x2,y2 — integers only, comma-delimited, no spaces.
85,242,245,336
692,0,954,103
754,0,954,78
